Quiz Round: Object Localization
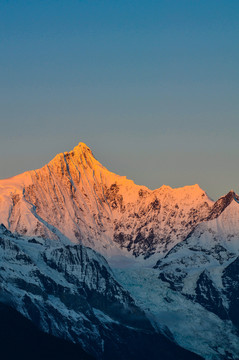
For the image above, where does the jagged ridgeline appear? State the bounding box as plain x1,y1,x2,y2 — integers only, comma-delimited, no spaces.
0,142,215,262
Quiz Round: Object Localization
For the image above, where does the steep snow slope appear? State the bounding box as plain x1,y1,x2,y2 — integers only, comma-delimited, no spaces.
0,142,214,262
0,225,201,360
114,267,239,360
155,193,239,297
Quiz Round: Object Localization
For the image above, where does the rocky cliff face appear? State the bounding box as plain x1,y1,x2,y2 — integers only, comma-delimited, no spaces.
0,225,200,360
0,302,94,360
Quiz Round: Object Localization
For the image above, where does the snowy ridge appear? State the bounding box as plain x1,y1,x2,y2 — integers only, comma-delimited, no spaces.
155,196,239,295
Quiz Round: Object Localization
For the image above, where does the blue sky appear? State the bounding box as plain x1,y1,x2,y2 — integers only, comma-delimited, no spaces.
0,0,239,199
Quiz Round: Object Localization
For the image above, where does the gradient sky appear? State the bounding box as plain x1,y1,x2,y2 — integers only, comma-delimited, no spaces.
0,0,239,200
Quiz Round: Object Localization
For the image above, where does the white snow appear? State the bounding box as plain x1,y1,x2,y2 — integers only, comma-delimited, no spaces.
114,267,239,360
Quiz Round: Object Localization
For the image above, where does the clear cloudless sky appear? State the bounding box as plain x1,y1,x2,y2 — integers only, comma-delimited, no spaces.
0,0,239,200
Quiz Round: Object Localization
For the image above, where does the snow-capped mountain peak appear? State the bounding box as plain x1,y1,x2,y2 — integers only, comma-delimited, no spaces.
1,142,239,359
0,141,229,264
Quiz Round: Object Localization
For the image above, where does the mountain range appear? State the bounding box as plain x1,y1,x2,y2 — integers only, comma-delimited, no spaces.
0,142,238,359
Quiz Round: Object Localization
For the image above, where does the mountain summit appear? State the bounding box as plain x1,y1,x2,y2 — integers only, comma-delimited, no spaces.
0,141,230,263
